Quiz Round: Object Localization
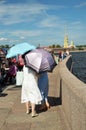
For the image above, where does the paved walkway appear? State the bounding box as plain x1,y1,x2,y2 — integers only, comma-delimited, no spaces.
0,68,69,130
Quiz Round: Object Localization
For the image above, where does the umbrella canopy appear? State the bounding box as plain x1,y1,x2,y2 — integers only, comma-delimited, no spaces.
25,48,57,73
6,42,36,58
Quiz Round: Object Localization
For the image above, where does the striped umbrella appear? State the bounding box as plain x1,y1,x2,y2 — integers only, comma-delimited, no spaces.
25,48,57,73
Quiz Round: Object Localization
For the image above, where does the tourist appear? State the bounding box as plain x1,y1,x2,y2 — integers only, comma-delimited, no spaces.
58,51,62,62
21,56,42,118
17,54,24,71
38,72,50,110
0,63,7,86
66,49,70,56
5,61,18,84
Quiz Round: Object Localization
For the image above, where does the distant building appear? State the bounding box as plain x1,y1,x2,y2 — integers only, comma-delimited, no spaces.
68,41,75,48
63,34,75,49
64,35,69,48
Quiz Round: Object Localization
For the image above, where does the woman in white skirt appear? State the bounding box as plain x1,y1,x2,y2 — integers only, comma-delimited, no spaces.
21,65,42,117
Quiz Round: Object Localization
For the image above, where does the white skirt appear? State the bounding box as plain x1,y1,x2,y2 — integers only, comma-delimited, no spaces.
21,66,42,104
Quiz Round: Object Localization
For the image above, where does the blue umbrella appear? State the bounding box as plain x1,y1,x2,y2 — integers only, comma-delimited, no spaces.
6,42,36,58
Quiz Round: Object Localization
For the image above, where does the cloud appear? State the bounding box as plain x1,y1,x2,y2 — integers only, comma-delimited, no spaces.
0,37,22,45
37,16,60,28
75,2,86,8
0,1,85,46
10,30,43,37
0,37,8,41
0,1,65,25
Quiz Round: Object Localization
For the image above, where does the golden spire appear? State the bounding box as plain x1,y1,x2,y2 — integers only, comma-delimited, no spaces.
64,25,68,48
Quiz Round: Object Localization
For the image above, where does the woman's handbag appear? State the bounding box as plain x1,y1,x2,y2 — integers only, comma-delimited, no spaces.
16,71,23,86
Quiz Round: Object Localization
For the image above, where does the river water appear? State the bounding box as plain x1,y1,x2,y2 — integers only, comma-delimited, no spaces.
70,51,86,84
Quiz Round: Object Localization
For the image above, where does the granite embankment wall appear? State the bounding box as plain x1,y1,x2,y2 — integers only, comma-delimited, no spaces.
56,55,86,130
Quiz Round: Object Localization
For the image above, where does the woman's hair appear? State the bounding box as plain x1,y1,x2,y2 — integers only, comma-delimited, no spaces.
22,50,31,58
22,50,32,66
21,54,26,65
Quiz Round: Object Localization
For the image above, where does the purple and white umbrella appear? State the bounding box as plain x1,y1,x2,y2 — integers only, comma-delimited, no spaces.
25,48,57,73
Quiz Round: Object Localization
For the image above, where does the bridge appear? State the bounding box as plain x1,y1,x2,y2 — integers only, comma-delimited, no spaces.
0,55,86,130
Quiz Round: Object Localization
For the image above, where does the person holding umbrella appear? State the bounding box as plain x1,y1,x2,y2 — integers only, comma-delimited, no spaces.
21,55,42,118
6,42,42,117
38,72,50,110
23,48,56,114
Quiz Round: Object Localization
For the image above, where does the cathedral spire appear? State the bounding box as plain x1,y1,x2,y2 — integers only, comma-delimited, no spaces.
64,25,68,48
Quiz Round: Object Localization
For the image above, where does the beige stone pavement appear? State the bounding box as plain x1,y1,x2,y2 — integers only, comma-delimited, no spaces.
0,69,70,130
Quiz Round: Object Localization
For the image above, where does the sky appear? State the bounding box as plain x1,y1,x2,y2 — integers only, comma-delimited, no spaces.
0,0,86,47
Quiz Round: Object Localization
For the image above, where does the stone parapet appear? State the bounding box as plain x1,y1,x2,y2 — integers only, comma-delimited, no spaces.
56,55,86,130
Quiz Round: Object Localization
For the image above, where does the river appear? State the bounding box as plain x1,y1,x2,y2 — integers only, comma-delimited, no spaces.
70,51,86,84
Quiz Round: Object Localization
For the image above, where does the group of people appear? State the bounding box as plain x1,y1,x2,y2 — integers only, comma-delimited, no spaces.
0,54,25,87
58,49,69,62
20,54,50,118
0,48,69,117
0,54,50,117
0,60,17,87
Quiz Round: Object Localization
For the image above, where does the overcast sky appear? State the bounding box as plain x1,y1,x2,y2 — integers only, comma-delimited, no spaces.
0,0,86,47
